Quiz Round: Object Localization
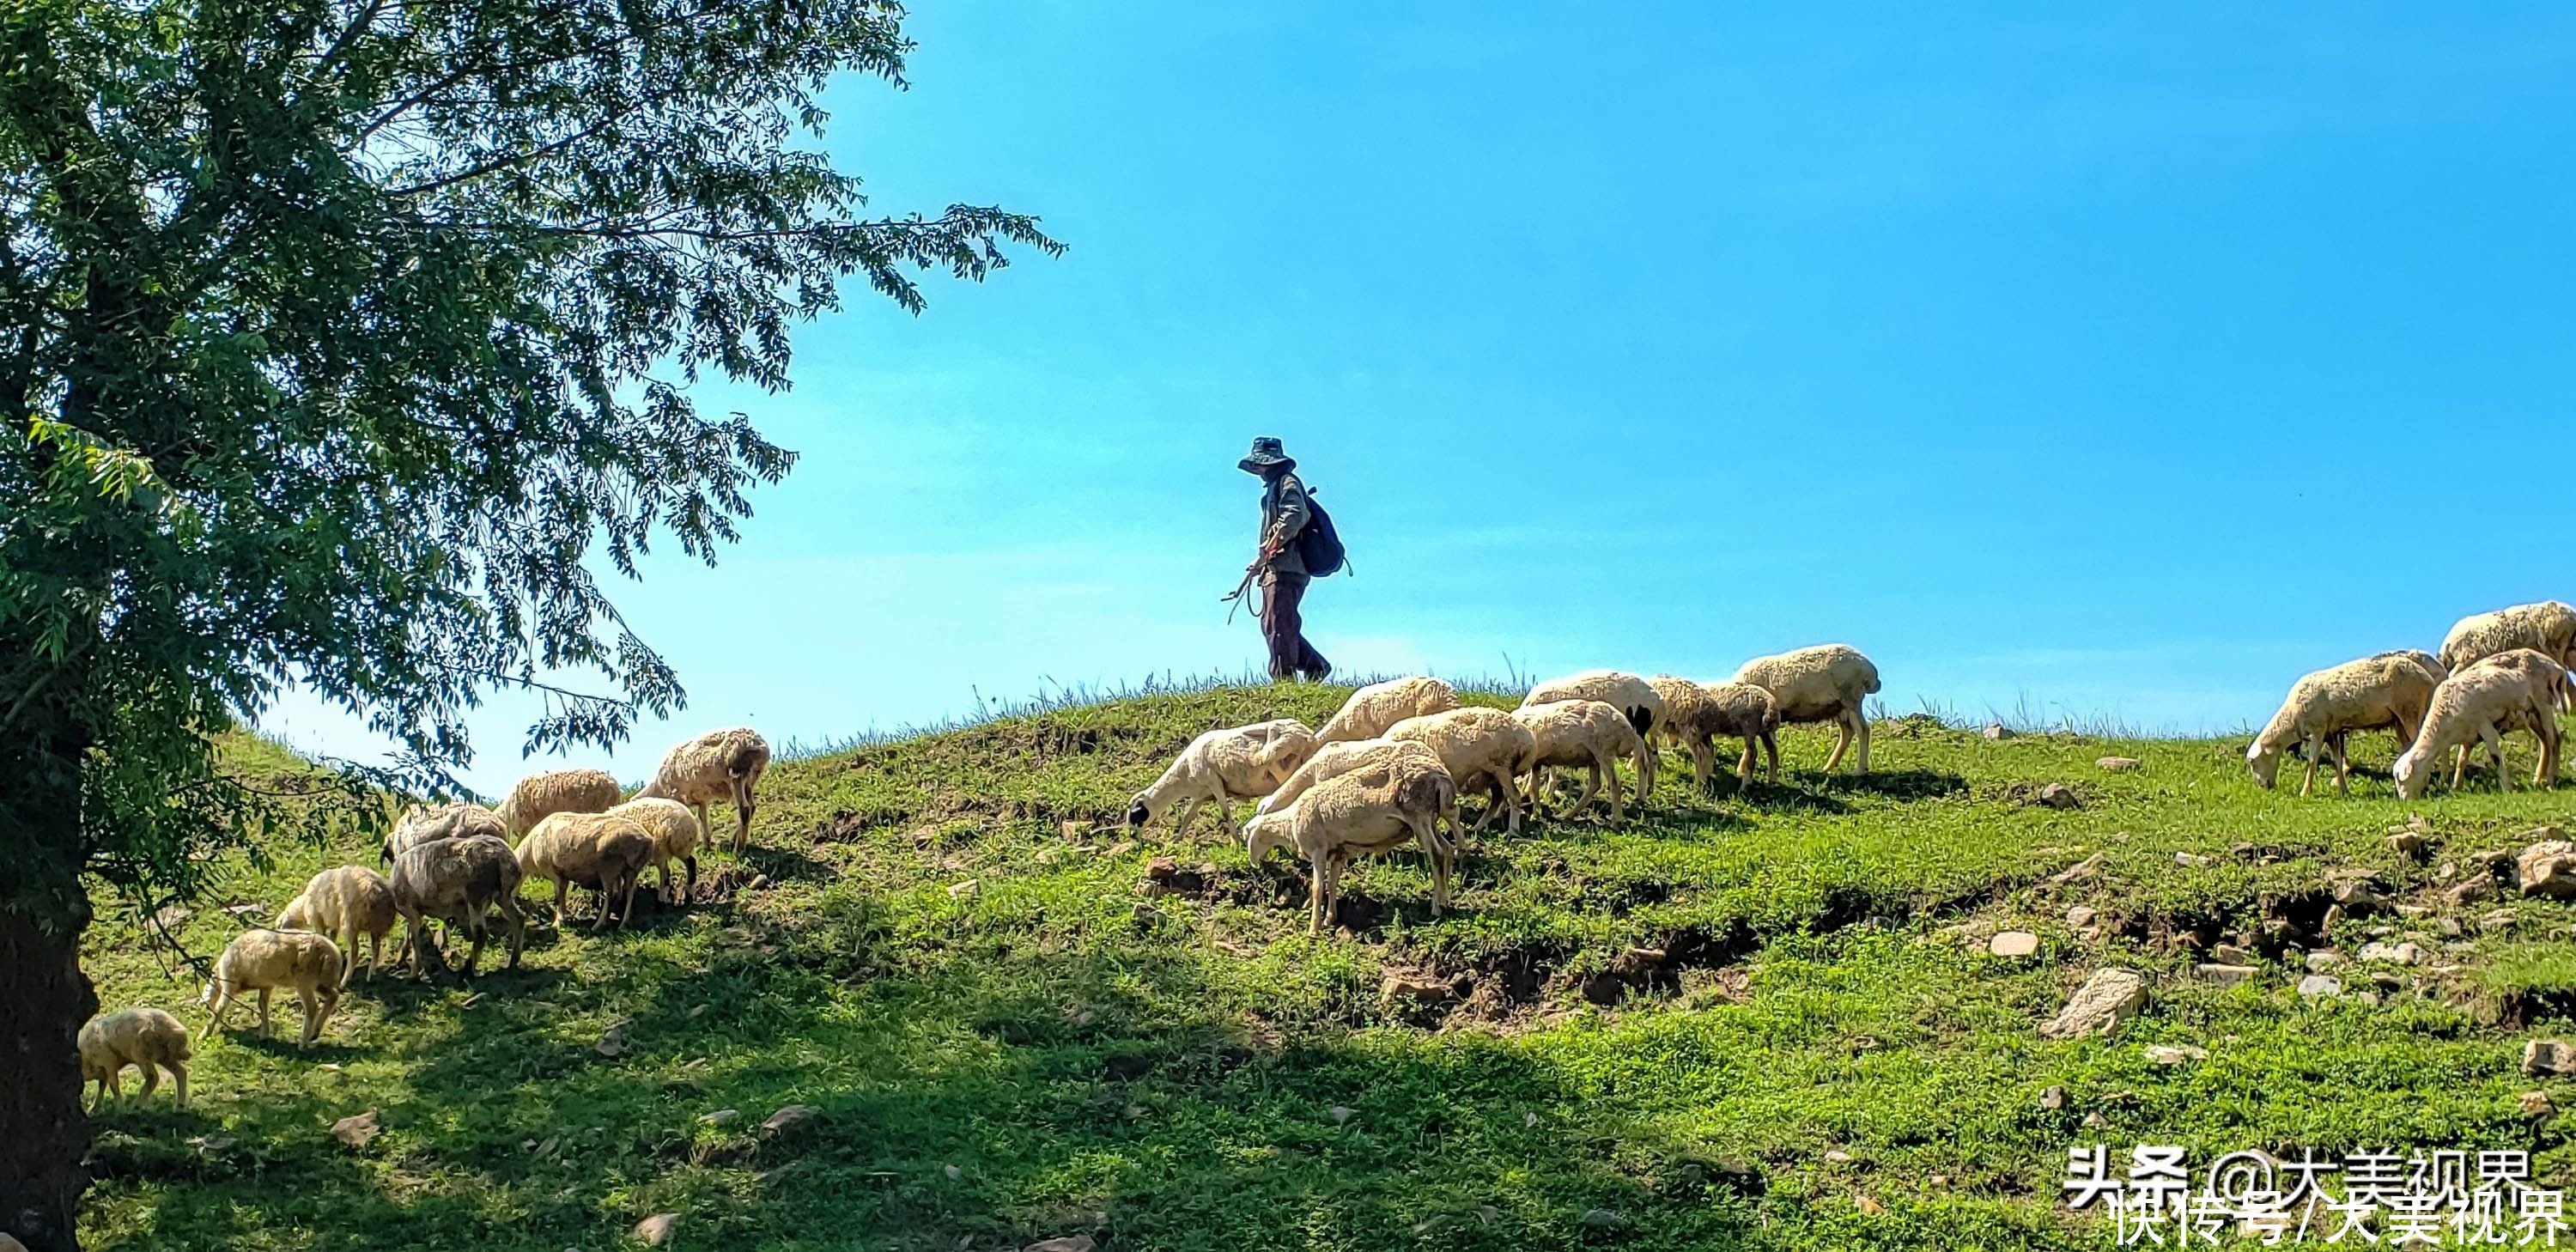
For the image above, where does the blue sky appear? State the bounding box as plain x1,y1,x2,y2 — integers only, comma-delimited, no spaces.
267,3,2576,794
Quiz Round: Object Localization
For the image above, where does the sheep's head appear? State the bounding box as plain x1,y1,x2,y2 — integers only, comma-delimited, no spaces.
2244,739,2281,789
2391,748,2429,799
1243,812,1291,865
1124,793,1153,829
276,896,308,930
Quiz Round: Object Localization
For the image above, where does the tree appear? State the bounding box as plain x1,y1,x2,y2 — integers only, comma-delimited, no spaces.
0,0,1055,1242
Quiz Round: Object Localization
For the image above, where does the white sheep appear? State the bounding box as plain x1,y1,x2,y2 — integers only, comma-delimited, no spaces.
276,866,399,986
1666,680,1783,789
2394,648,2567,799
637,726,774,854
1512,699,1651,823
201,929,344,1044
607,797,702,904
1731,644,1882,773
2440,602,2576,697
390,833,527,977
1243,749,1456,935
1257,738,1447,818
383,800,507,863
1521,671,1666,795
1315,677,1461,744
1384,706,1536,835
1125,718,1319,835
2245,650,2447,796
78,1007,191,1109
517,811,654,930
494,768,623,840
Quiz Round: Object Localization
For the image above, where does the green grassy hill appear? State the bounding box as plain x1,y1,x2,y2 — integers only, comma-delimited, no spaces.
75,684,2576,1250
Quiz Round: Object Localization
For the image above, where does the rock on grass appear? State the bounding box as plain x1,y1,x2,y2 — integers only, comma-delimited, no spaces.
2039,969,2147,1039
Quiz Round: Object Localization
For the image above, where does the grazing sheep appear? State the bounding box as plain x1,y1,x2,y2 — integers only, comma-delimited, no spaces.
2393,649,2567,799
2440,602,2576,704
1126,718,1319,835
1521,672,1666,793
383,800,506,863
1665,680,1783,789
638,727,773,854
276,866,399,986
1257,738,1449,819
607,797,702,905
78,1008,191,1109
1317,676,1462,745
493,768,623,840
1512,699,1651,823
201,930,344,1044
2245,650,2447,796
1731,644,1882,773
1243,750,1456,935
517,811,654,930
391,833,527,977
1385,706,1537,835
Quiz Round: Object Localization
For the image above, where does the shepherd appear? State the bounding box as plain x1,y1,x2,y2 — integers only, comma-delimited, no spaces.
1236,436,1341,682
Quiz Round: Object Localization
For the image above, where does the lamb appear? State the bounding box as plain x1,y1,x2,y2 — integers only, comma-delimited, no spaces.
493,767,623,841
516,811,654,930
607,797,702,904
77,1007,191,1109
382,800,506,863
2245,650,2447,796
1664,680,1783,789
1384,706,1537,835
637,726,773,854
1315,677,1461,744
1730,644,1882,773
2440,601,2576,681
2393,649,2567,799
276,866,399,986
1512,699,1651,823
390,832,527,977
1242,749,1455,935
201,929,344,1044
1125,718,1319,835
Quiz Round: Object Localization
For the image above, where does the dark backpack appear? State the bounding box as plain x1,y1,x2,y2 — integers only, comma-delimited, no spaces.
1297,486,1347,577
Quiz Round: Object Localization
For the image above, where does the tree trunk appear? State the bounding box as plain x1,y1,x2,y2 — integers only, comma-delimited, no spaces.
0,720,97,1252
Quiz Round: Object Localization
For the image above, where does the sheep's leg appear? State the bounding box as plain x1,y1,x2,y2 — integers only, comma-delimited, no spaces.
1171,796,1203,837
1215,799,1234,831
1498,769,1525,834
173,1061,188,1109
1308,855,1330,936
550,879,569,927
202,988,230,1038
138,1064,160,1100
295,987,320,1044
501,894,527,969
685,854,699,903
1824,715,1853,772
1599,753,1625,823
1419,821,1452,916
101,1070,122,1107
592,876,615,931
461,917,489,979
2297,734,2320,798
617,869,641,929
1855,710,1872,774
2481,724,2511,793
2451,744,2469,790
254,989,273,1039
337,921,359,988
732,777,757,854
2331,734,2352,797
1730,736,1753,789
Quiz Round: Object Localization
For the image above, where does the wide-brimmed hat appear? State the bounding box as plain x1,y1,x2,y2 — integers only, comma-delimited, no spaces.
1238,435,1296,474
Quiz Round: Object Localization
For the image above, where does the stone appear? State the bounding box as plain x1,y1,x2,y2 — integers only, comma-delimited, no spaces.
1327,1105,1354,1125
1382,972,1459,1005
2035,783,2081,810
2097,757,2141,772
2143,1044,2207,1066
2523,1040,2576,1077
2518,842,2576,897
1984,724,2014,740
2522,1091,2557,1121
2358,941,2424,965
2082,1111,2110,1129
2306,951,2346,972
2208,943,2253,964
2387,831,2429,859
2174,852,2209,868
1988,931,2040,958
699,1109,739,1127
1580,1208,1628,1230
946,878,979,899
594,1024,627,1057
2038,1085,2067,1110
2327,874,2384,910
330,1110,380,1148
149,903,191,934
2039,968,2148,1039
2481,909,2519,931
762,1103,820,1138
1024,1238,1097,1252
2048,855,2105,886
2296,975,2343,999
1825,1149,1855,1163
2066,905,2099,928
636,1213,681,1246
2195,963,2257,987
